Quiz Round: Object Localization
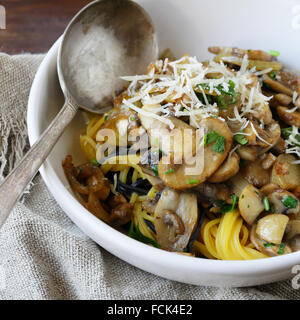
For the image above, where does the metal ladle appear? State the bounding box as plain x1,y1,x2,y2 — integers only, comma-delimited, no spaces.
0,0,157,227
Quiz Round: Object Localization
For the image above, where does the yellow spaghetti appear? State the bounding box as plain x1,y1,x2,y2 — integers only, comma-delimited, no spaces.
194,210,267,260
80,113,157,242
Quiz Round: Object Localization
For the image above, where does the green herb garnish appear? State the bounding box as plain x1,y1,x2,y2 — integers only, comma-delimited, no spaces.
205,130,226,154
196,80,239,109
128,220,160,248
230,194,239,211
104,114,109,121
165,168,175,175
281,127,300,146
263,242,275,248
282,195,298,209
212,135,226,154
264,197,270,211
234,133,248,145
277,242,285,255
151,165,159,177
269,71,277,79
91,158,99,166
215,194,238,214
206,130,220,145
188,179,199,184
269,50,280,57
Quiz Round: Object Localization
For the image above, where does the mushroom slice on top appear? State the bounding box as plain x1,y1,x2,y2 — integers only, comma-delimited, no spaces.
277,106,300,129
240,158,271,188
239,184,265,225
268,190,300,219
154,188,198,251
158,117,232,190
250,225,292,257
139,105,196,164
284,220,300,252
271,154,300,190
208,47,275,61
263,75,294,96
256,214,289,245
285,220,300,241
208,152,240,183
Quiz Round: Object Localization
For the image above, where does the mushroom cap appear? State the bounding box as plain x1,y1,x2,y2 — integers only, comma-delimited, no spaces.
154,188,198,251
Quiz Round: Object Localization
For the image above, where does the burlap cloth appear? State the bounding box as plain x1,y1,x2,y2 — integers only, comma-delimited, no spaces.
0,53,299,300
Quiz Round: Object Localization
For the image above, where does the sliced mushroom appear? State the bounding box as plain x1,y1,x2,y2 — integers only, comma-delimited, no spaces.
193,182,231,204
208,153,240,183
228,172,249,197
276,70,300,93
142,195,160,215
271,154,300,190
272,137,286,154
274,94,293,106
256,214,289,244
154,188,198,251
250,225,292,257
208,47,275,61
268,190,300,218
258,121,281,155
237,145,258,162
277,106,300,128
283,220,300,252
285,220,300,241
260,183,280,196
240,158,270,188
158,117,233,190
261,153,277,170
214,55,282,71
139,105,196,164
239,184,265,225
287,236,300,252
263,75,294,96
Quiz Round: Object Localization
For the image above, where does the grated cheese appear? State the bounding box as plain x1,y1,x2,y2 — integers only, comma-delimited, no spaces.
119,54,283,146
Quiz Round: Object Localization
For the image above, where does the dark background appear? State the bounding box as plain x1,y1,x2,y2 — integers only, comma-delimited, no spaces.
0,0,92,54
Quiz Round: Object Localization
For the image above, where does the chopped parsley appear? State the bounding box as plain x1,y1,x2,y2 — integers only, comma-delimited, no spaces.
204,130,226,154
263,242,275,248
234,133,248,145
151,165,159,177
165,168,175,175
91,158,99,166
128,220,160,248
212,136,226,154
188,179,199,184
196,80,239,109
269,50,280,57
104,114,109,121
281,127,300,146
215,194,238,214
269,71,277,79
277,242,285,255
282,195,298,209
263,197,270,211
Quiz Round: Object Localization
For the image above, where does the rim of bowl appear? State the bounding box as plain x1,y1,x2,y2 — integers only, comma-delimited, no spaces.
27,37,300,281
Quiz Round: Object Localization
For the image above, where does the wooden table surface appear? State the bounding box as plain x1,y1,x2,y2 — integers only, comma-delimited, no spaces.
0,0,92,54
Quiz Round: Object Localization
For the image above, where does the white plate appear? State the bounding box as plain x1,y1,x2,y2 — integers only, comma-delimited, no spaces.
27,0,300,287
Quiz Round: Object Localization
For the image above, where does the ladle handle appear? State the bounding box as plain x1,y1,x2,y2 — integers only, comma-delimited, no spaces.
0,99,78,228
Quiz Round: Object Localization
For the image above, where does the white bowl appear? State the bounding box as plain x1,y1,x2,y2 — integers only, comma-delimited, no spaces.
27,0,300,287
